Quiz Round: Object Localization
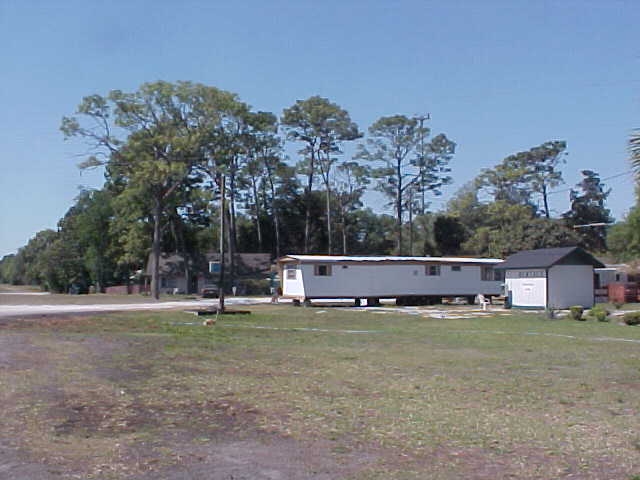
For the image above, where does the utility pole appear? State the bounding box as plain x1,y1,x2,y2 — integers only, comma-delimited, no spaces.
415,114,430,215
218,173,226,313
408,184,414,255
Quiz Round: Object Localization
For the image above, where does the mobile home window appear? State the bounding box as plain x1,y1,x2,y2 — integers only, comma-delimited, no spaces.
314,264,332,276
451,265,462,272
425,265,441,276
286,267,297,280
481,266,494,281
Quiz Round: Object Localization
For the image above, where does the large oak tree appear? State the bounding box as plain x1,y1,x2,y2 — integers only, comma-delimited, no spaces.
62,81,215,299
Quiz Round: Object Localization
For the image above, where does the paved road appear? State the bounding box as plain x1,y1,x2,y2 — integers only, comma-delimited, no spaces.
0,296,275,318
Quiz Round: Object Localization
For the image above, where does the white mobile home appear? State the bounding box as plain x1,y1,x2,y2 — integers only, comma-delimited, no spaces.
496,247,604,309
277,255,504,305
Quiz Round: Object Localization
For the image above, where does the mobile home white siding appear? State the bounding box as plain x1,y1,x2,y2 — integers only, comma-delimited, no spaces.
282,264,305,297
297,264,500,298
548,265,594,309
279,256,503,300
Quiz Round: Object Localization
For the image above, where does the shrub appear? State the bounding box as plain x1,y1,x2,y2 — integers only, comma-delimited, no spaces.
613,301,625,309
569,305,585,321
589,305,610,322
239,278,271,295
623,311,640,326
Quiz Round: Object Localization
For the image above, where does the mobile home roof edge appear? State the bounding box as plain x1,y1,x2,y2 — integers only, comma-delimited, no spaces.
277,255,503,264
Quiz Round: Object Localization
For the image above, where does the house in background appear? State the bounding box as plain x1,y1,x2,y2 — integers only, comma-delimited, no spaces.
277,255,504,305
145,253,193,295
595,265,629,288
496,247,604,309
146,252,271,295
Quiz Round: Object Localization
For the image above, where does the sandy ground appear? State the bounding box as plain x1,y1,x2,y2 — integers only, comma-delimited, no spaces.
0,295,509,320
0,287,516,320
0,295,274,318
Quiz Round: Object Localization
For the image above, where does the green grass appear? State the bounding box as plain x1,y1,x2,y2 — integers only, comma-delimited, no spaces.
1,306,639,478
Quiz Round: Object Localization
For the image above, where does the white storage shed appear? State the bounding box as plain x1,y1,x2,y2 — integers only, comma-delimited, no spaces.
496,247,604,309
277,255,504,305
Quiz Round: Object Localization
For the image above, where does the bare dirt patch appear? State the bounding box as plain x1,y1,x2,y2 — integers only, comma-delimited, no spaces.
0,318,385,479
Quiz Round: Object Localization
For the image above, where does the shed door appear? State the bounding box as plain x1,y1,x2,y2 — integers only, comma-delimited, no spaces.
519,281,545,307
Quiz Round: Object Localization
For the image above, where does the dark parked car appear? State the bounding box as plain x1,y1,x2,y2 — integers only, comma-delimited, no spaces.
201,285,219,298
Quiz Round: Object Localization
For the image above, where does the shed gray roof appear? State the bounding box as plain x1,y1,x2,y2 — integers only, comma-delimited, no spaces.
496,247,604,270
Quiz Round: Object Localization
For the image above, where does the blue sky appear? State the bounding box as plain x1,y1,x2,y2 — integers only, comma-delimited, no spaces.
1,0,639,256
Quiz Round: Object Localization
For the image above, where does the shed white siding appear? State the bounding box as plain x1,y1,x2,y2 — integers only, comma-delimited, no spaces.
498,247,602,310
505,266,595,309
505,270,547,308
548,265,594,309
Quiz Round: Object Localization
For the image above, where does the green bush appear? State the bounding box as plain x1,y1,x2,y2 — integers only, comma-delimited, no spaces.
569,305,585,321
239,278,270,295
623,311,640,326
589,305,610,322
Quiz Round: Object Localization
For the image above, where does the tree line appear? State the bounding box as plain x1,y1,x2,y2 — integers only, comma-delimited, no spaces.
0,81,627,297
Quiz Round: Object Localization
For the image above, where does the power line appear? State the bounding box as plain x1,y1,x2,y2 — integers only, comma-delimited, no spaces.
546,169,635,196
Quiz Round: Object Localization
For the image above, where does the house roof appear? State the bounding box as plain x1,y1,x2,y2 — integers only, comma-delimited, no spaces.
146,253,186,276
146,252,272,276
278,255,503,265
595,264,629,272
205,253,271,272
496,247,604,270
